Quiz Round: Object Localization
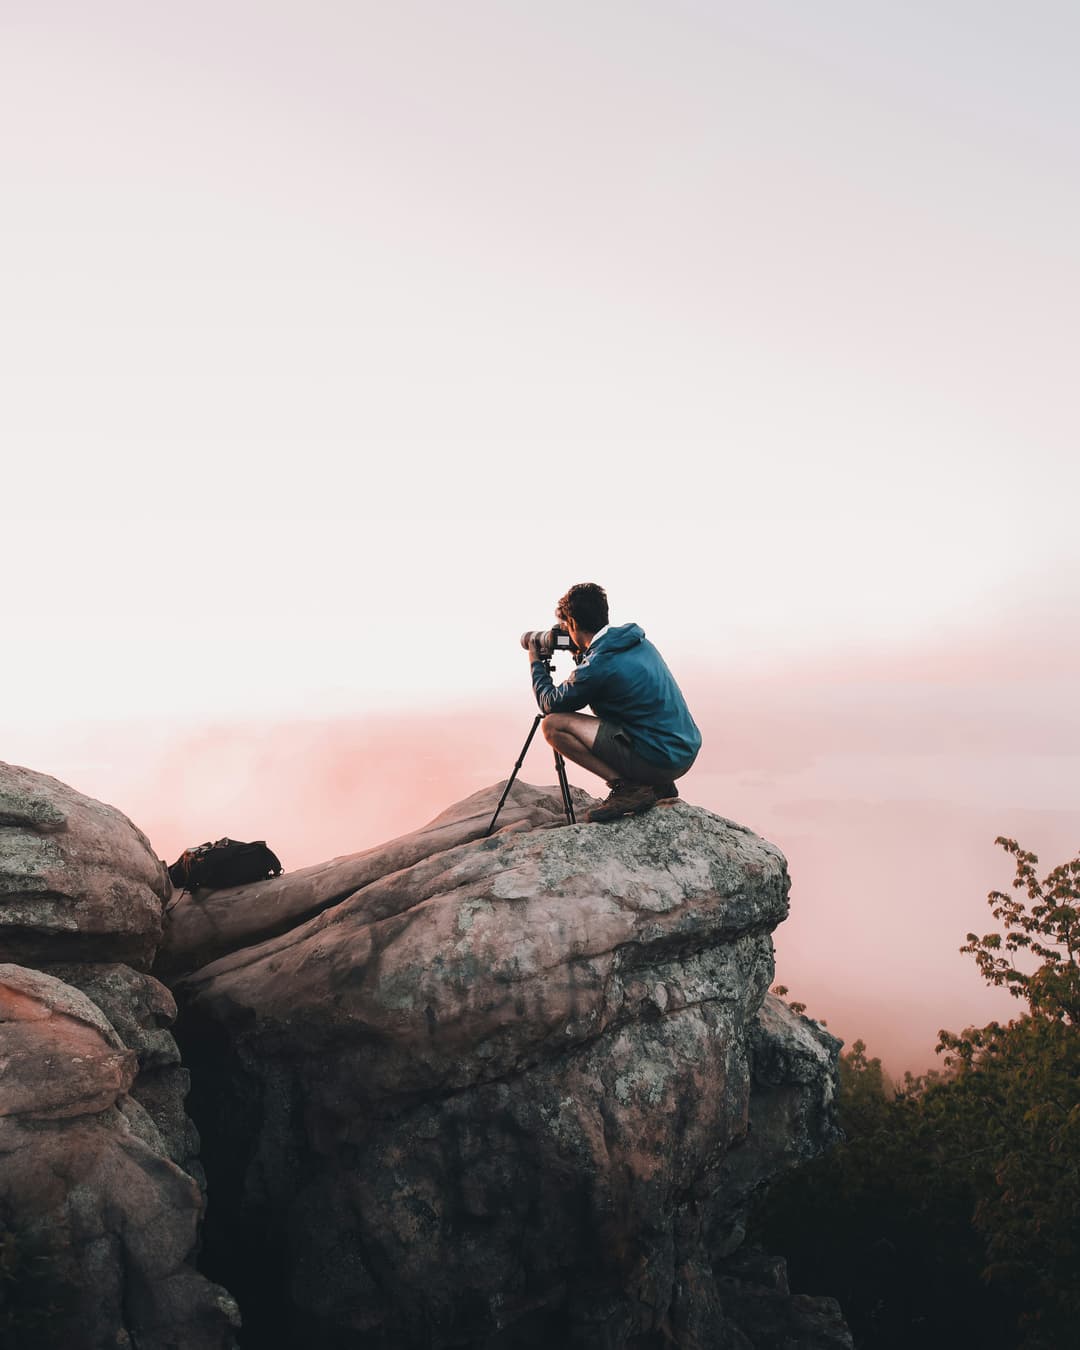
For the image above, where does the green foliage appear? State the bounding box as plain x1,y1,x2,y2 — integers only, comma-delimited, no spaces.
752,1037,1013,1350
939,837,1080,1348
959,836,1080,1023
931,1015,1080,1348
837,1038,890,1134
754,837,1080,1350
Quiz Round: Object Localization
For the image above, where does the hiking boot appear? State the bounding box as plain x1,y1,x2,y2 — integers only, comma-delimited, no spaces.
655,781,679,801
586,781,659,824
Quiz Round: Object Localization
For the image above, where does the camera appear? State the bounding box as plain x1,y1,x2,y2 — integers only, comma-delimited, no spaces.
520,625,576,659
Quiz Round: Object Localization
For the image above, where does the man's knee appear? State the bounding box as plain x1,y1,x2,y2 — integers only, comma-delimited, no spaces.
542,714,569,746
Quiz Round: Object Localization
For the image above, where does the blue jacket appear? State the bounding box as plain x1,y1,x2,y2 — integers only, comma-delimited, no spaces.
531,622,701,769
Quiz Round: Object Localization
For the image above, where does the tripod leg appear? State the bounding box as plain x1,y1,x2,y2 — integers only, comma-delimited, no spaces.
553,750,577,826
486,715,544,837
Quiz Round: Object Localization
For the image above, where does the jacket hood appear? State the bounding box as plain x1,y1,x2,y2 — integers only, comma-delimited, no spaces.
591,622,644,653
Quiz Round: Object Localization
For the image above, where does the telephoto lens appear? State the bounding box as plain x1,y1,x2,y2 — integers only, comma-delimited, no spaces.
520,629,553,656
520,627,575,657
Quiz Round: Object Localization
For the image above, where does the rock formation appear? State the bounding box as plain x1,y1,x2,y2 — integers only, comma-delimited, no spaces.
0,762,238,1348
166,780,848,1348
155,780,591,978
0,761,167,967
1,761,851,1349
40,960,205,1185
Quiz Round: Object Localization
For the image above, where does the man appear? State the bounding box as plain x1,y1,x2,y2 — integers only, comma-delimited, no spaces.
528,582,701,823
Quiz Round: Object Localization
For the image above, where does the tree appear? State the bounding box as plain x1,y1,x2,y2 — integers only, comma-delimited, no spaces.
956,836,1080,1025
837,1038,889,1133
752,837,1080,1350
934,837,1080,1349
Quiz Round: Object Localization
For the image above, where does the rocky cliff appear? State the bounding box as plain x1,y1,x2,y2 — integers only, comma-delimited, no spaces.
0,762,238,1348
0,763,850,1350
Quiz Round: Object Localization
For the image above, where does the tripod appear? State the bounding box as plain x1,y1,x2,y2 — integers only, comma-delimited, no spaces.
485,711,576,837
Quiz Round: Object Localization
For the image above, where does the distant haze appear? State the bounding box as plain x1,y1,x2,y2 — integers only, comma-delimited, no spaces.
3,3,1078,1074
8,585,1077,1077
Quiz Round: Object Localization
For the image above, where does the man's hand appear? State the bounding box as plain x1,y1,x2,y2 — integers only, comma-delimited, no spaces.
527,636,545,662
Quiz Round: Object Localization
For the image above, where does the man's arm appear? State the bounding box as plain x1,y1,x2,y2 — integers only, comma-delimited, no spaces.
529,643,596,715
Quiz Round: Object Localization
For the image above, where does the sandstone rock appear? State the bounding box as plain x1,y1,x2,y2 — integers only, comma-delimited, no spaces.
170,780,834,1348
130,1064,205,1187
42,961,203,1184
0,753,846,1347
0,761,168,969
0,962,135,1118
709,994,843,1257
157,779,593,977
0,964,238,1348
715,1246,855,1349
179,786,787,1102
42,961,181,1070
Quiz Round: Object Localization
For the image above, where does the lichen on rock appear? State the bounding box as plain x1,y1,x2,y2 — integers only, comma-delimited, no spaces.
0,761,168,968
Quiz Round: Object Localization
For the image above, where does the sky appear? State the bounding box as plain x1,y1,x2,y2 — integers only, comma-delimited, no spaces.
3,1,1078,1074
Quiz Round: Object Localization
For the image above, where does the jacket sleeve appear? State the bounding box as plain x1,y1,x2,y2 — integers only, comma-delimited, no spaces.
531,657,599,715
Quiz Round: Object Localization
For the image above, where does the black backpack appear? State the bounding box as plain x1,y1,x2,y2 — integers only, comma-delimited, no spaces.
167,838,283,893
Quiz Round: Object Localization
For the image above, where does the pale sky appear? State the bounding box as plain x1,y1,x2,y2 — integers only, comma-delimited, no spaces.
3,2,1078,1071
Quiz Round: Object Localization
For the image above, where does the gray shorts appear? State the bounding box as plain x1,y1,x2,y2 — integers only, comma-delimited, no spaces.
593,720,695,786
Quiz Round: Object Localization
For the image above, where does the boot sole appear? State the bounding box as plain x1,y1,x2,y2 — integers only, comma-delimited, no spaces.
586,798,659,824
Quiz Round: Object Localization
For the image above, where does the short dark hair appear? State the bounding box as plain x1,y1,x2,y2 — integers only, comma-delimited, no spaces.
557,582,609,634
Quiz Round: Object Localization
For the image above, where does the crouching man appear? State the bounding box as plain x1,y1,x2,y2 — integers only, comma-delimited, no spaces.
528,582,702,823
